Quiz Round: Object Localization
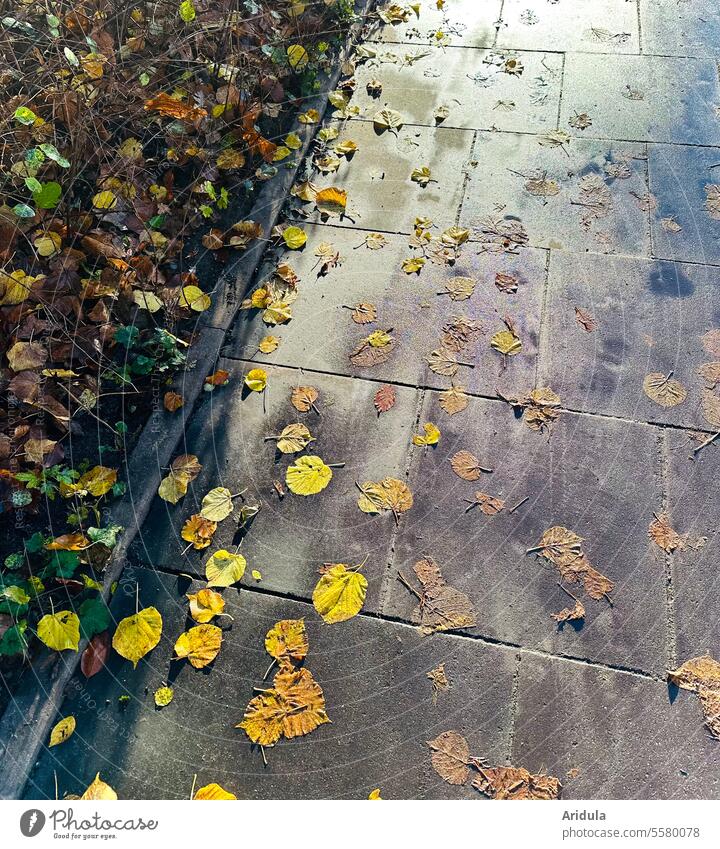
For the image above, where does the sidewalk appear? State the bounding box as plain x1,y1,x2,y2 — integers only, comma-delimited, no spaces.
23,1,720,799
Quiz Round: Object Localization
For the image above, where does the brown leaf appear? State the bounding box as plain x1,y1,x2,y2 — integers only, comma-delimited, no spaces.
291,385,319,412
574,307,596,332
472,492,505,515
374,384,396,413
701,388,720,428
439,385,469,416
427,663,449,704
81,631,111,678
405,557,476,635
450,450,490,481
472,764,561,800
649,513,686,553
494,272,519,293
698,362,720,387
351,302,377,324
551,599,585,624
668,655,720,739
164,391,184,412
441,316,481,353
643,372,687,408
702,329,720,358
349,335,396,367
427,730,470,785
532,526,614,601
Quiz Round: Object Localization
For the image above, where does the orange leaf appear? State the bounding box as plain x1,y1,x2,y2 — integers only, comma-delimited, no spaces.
144,93,207,123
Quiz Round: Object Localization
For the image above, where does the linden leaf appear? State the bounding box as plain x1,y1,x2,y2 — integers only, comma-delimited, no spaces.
182,514,218,550
426,348,460,377
180,285,211,312
187,588,225,623
81,774,118,800
291,385,319,412
649,514,686,553
245,368,267,392
402,256,425,274
357,477,413,517
92,190,117,210
112,607,162,668
373,108,403,133
642,372,687,408
7,341,48,372
351,302,377,324
491,329,522,356
154,686,174,707
265,619,308,665
411,166,433,187
263,301,292,325
194,783,237,800
472,765,561,800
412,422,441,446
205,549,247,587
37,611,81,652
312,564,368,624
439,385,468,415
174,624,222,669
286,455,333,496
77,466,117,497
450,450,490,481
275,423,315,454
407,557,476,634
49,715,76,747
200,487,235,522
442,276,475,301
374,384,396,413
158,471,191,504
282,226,307,249
315,187,347,216
427,730,470,785
287,44,309,71
258,335,280,354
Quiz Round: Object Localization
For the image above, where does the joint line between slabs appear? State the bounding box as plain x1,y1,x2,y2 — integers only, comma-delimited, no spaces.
141,561,660,682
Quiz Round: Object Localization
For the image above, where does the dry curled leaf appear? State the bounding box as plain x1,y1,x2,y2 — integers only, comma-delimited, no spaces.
274,423,315,454
265,619,308,667
351,302,377,324
574,307,597,332
532,527,614,601
291,385,319,412
643,373,687,408
668,655,720,739
404,557,476,635
427,730,470,785
182,514,218,550
471,492,505,515
551,598,585,624
357,477,413,518
649,514,686,553
374,384,396,413
427,663,449,705
501,387,561,432
495,271,518,293
472,764,561,800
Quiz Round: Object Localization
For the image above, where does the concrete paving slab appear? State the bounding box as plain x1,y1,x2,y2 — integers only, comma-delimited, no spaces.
559,53,720,145
303,119,473,234
640,0,720,58
130,364,419,611
381,391,668,674
459,132,651,257
667,442,720,664
513,654,720,799
649,143,720,266
367,0,501,48
497,0,640,54
537,251,720,430
225,224,548,398
23,566,517,800
349,46,562,134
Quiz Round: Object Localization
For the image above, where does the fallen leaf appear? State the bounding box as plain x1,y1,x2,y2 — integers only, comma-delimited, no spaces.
441,276,475,301
182,515,218,550
402,256,425,274
351,302,377,324
552,599,585,624
274,423,315,454
7,341,48,372
187,588,225,623
412,422,441,446
81,631,110,678
357,478,413,517
282,226,307,249
265,619,308,667
472,764,561,800
439,385,469,415
643,373,687,408
245,368,267,392
532,527,614,601
112,607,162,668
411,166,433,187
668,655,720,739
81,774,118,801
286,455,333,495
193,783,237,800
258,335,280,354
404,557,476,635
174,624,222,669
427,663,449,704
49,715,76,747
373,108,403,133
701,388,720,428
154,686,174,707
574,307,597,332
491,329,522,356
164,391,184,412
450,450,490,481
38,611,81,651
315,187,347,216
374,384,396,413
368,788,382,800
649,514,686,553
291,385,319,412
312,564,368,624
200,487,235,522
494,272,519,293
427,730,470,785
471,492,505,515
205,549,246,588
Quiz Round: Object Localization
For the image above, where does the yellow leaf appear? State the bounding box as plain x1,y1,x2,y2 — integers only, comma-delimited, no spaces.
49,715,76,747
112,607,163,668
335,140,358,156
194,783,237,800
7,341,47,372
174,623,222,669
373,108,403,132
77,465,117,497
45,533,90,551
312,564,368,624
275,423,315,454
357,478,413,516
412,422,441,446
491,329,522,356
285,132,302,149
81,774,118,800
402,257,425,274
298,108,320,124
245,368,267,392
179,0,196,23
37,611,80,652
187,588,225,623
282,226,307,249
366,330,391,348
287,44,309,71
410,166,432,187
368,788,382,799
180,285,211,312
154,686,174,707
286,455,333,496
0,269,43,306
273,145,291,162
92,190,117,210
205,549,246,587
158,471,191,504
182,514,218,550
262,301,292,325
132,290,163,312
291,180,317,202
315,187,347,216
252,569,263,581
216,148,245,170
265,619,308,665
34,231,62,257
258,335,279,353
200,487,235,522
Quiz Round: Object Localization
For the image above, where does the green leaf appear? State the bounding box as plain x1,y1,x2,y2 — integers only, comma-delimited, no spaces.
33,181,62,209
24,176,42,193
0,621,28,657
114,325,140,347
39,143,70,168
87,525,123,549
63,46,79,66
1,585,30,605
4,553,24,571
79,597,111,640
25,532,46,554
179,1,196,23
12,203,35,218
14,106,37,125
48,550,79,579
